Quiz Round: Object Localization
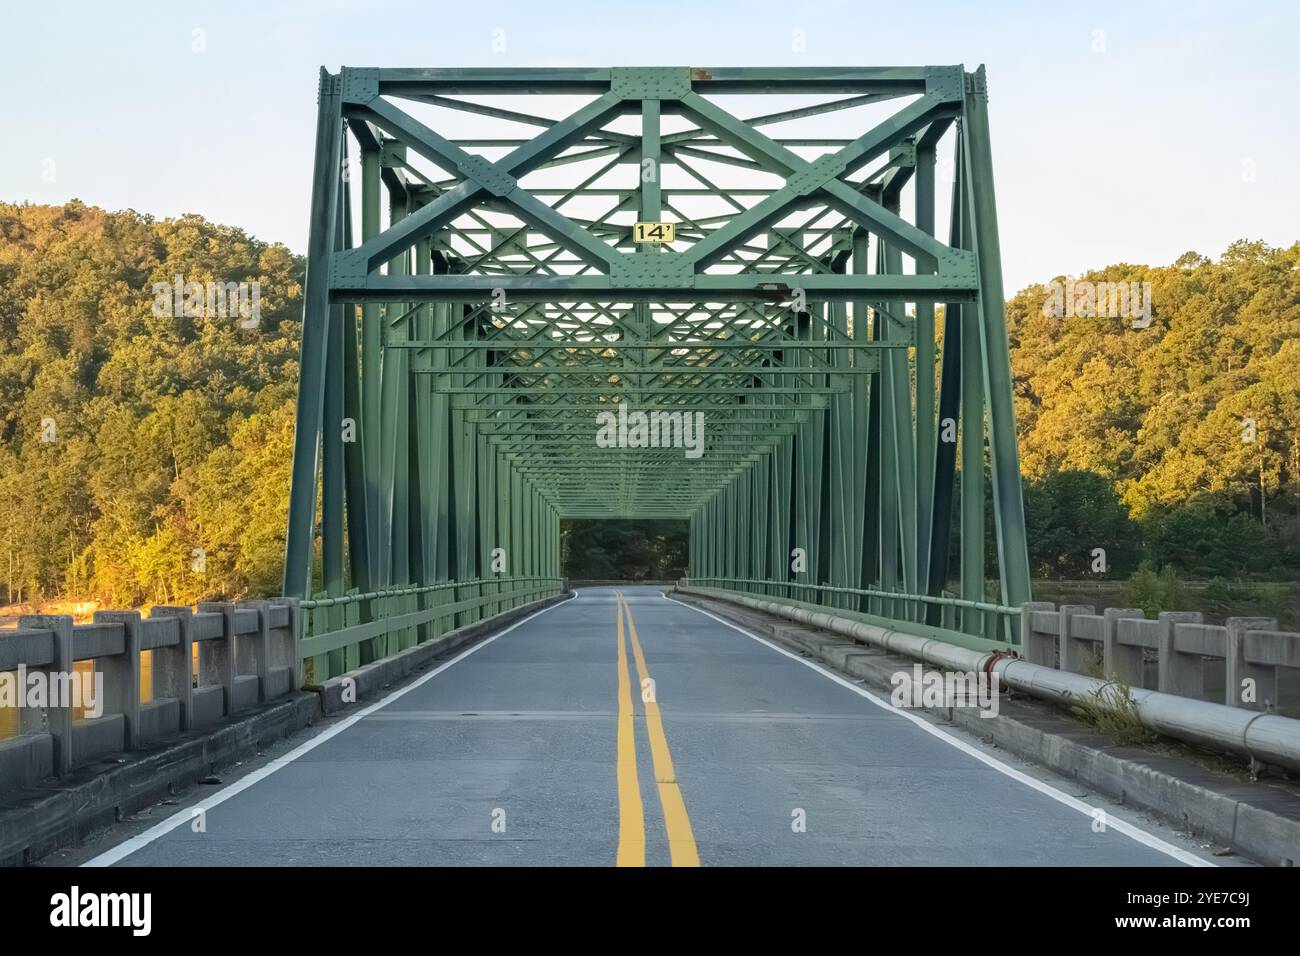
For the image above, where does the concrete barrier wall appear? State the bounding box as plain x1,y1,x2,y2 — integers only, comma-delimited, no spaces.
1019,601,1300,714
0,581,566,797
0,600,297,792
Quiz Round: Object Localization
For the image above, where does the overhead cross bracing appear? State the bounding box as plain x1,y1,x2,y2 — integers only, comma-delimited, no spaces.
284,64,1032,645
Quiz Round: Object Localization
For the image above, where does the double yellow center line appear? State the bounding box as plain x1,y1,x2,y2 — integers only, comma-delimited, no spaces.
614,591,700,867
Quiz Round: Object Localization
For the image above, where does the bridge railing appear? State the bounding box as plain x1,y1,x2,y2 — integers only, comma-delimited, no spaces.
683,576,1022,649
0,576,565,791
298,576,565,683
1020,602,1300,716
681,578,1300,717
0,601,297,789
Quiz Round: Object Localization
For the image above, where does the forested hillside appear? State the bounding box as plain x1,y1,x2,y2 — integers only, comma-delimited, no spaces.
0,201,1296,606
1012,240,1300,577
0,201,303,606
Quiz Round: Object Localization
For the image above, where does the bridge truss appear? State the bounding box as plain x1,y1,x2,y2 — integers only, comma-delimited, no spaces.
284,64,1032,667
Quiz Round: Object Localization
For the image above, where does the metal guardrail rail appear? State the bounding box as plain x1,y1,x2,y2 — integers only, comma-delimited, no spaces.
298,576,564,682
685,576,1022,648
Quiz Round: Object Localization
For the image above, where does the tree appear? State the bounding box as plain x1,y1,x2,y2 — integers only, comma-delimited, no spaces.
0,200,302,605
561,520,688,581
1023,470,1137,577
1008,239,1300,577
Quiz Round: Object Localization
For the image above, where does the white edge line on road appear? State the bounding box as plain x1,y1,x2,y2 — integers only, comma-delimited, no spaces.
662,592,1215,868
82,592,577,868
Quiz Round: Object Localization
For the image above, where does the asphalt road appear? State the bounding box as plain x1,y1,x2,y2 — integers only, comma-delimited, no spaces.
85,586,1207,867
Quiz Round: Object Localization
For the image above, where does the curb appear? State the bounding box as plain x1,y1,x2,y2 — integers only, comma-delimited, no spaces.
0,693,321,866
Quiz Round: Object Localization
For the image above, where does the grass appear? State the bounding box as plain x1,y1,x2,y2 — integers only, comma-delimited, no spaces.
1069,679,1156,746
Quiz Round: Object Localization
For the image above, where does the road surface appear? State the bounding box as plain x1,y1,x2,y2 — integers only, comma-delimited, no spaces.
82,586,1208,866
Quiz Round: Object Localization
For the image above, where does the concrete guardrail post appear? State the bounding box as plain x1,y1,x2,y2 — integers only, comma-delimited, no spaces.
1058,604,1096,674
17,614,74,776
1101,607,1147,687
286,600,306,691
1156,610,1205,699
267,599,299,693
1019,602,1056,665
240,601,272,702
197,602,237,717
150,606,195,730
1226,616,1279,711
91,610,142,750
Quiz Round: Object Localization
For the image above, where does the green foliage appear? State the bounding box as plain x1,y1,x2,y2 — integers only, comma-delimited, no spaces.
1256,582,1289,617
1008,240,1300,580
1122,562,1186,617
1023,469,1137,577
1140,503,1273,577
561,520,687,581
1201,576,1236,609
0,201,302,606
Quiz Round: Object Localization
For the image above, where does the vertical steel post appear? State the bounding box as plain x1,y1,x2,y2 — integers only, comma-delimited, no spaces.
284,69,343,600
963,66,1033,624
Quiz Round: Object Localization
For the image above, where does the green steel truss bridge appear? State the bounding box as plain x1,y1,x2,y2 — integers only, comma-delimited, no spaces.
14,65,1299,872
284,64,1033,677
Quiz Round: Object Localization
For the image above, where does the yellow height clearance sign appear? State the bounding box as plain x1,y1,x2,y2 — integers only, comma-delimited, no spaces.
632,221,675,244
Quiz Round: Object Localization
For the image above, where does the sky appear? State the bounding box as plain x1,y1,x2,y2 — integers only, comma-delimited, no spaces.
1,0,1296,293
